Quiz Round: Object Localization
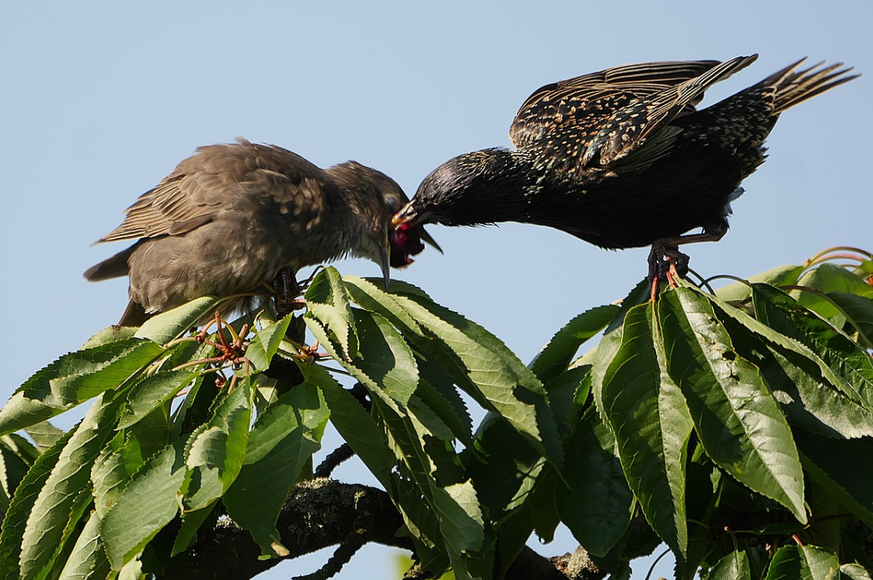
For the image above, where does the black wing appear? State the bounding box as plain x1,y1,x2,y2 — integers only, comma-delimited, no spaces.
508,56,758,175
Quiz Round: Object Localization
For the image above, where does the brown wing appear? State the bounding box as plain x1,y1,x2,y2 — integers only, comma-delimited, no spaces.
508,56,758,174
97,138,323,243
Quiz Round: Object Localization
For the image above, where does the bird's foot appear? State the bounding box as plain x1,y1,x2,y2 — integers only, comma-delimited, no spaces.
271,269,303,317
648,242,690,300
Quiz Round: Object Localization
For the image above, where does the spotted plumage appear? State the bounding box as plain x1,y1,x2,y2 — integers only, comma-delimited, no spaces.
394,55,857,268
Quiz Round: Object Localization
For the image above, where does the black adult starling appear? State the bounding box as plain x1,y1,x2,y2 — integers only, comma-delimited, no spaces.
85,139,436,326
393,55,857,280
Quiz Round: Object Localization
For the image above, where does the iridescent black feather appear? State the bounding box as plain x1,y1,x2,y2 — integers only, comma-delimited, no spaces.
395,56,857,258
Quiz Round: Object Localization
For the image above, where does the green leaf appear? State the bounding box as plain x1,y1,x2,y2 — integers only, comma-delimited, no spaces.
0,452,13,514
224,383,328,556
56,509,111,580
660,287,806,523
600,302,690,556
764,545,840,580
307,365,394,487
763,346,873,439
841,563,873,580
795,429,873,528
117,369,197,430
591,280,651,416
407,395,456,444
494,505,537,580
394,292,563,466
466,415,546,519
394,476,449,565
528,466,560,543
753,283,873,408
171,501,218,557
431,480,486,578
827,292,873,348
528,304,620,384
708,288,862,411
342,275,424,337
309,309,419,408
544,366,590,428
714,264,803,302
246,314,294,371
168,372,211,443
81,326,138,349
1,434,40,466
91,436,132,521
118,557,144,579
793,263,873,321
133,296,220,343
0,430,73,580
558,409,633,557
714,307,873,439
373,396,440,488
0,440,35,513
23,422,64,453
0,340,164,435
184,379,253,510
708,549,751,580
100,441,189,570
20,394,119,580
414,379,472,444
344,275,482,442
365,391,462,553
305,267,357,359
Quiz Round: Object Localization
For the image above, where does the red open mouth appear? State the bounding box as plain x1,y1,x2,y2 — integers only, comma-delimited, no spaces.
389,223,425,268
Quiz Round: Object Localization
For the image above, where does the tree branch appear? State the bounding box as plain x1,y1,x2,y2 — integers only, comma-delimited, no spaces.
159,477,614,580
161,478,410,579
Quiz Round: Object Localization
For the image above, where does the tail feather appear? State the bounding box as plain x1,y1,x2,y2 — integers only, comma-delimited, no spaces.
767,59,859,114
118,300,148,327
83,245,135,281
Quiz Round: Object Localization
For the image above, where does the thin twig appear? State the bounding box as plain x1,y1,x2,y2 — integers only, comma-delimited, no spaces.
291,534,366,580
314,444,355,478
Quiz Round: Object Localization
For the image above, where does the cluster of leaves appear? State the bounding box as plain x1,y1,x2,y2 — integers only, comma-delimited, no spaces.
0,248,872,580
560,249,873,579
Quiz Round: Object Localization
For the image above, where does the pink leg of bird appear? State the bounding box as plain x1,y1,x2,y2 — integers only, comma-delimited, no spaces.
648,229,726,300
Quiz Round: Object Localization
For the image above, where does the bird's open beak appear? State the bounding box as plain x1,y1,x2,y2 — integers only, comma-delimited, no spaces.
379,235,391,291
391,203,416,227
417,226,443,254
392,203,443,254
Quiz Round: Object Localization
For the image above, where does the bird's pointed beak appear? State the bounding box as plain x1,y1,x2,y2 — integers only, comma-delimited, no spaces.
391,203,416,227
379,235,391,291
393,202,443,255
417,226,443,254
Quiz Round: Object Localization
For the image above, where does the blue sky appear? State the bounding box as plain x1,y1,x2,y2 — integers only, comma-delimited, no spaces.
3,1,870,578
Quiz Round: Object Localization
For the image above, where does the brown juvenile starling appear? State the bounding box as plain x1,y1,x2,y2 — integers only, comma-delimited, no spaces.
393,55,857,280
85,138,436,326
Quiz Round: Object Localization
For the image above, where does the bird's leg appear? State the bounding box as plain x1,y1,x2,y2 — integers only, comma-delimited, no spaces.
648,242,684,300
272,268,302,318
648,229,724,299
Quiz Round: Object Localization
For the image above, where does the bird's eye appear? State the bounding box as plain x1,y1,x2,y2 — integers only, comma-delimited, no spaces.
386,197,401,212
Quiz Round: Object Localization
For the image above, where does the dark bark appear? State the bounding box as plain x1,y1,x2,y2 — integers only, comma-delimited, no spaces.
158,478,612,580
161,479,409,579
